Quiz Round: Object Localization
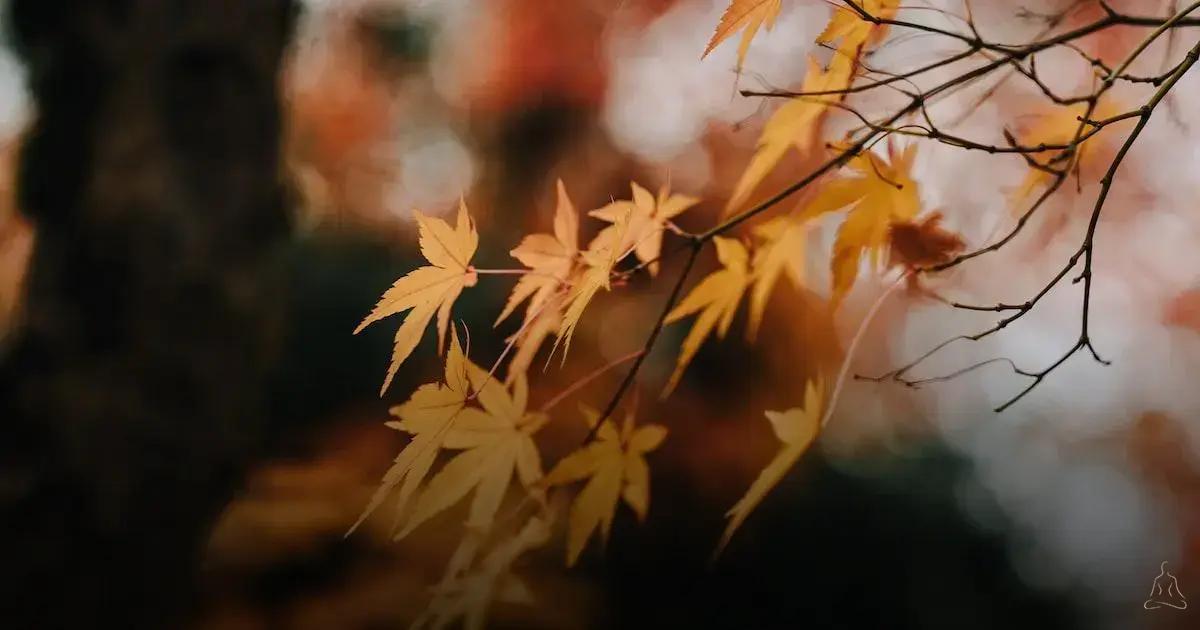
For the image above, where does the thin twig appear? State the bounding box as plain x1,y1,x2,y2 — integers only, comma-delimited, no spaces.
821,273,908,429
584,240,703,442
540,350,644,413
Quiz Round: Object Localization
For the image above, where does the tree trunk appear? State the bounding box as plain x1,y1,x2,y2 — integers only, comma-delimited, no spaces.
0,1,295,625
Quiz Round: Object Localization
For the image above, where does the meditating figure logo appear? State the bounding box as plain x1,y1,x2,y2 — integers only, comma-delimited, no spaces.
1143,561,1187,611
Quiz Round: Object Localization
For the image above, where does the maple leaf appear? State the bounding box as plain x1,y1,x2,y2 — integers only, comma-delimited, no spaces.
550,204,634,364
544,408,667,566
348,328,472,536
356,200,480,395
506,300,563,383
817,0,898,54
718,377,823,553
396,362,547,539
413,514,552,630
747,215,809,340
498,180,582,381
803,144,921,308
702,0,784,72
726,53,855,213
1011,99,1123,206
662,236,751,396
888,212,965,271
497,179,579,327
552,266,608,366
590,182,698,277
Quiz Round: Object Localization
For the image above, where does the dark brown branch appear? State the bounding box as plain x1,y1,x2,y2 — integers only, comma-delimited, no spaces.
586,240,702,442
856,357,1036,389
995,34,1200,412
591,0,1200,435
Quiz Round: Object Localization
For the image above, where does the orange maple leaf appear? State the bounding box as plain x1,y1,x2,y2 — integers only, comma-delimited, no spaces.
702,0,784,71
802,144,922,308
817,0,898,54
726,53,856,213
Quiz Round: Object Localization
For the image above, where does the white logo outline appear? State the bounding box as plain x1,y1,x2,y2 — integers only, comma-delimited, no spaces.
1144,561,1188,611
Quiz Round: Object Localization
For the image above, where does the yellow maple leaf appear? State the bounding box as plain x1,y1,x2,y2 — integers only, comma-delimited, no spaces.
590,182,698,277
803,144,921,308
348,328,472,536
498,180,582,381
506,300,562,383
413,514,552,630
747,215,809,340
544,408,667,567
662,236,751,396
1011,99,1122,206
497,179,579,326
550,204,634,364
817,0,897,54
356,200,479,395
718,377,823,553
396,362,546,539
726,53,855,213
702,0,784,71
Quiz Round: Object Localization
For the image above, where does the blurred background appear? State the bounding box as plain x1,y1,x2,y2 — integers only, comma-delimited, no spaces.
1,0,1198,628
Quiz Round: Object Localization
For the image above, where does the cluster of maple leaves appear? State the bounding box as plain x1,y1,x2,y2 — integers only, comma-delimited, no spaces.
346,1,1119,627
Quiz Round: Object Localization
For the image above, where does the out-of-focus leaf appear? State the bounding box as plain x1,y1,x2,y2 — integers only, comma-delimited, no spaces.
718,377,823,553
702,0,784,71
544,408,667,566
662,237,751,396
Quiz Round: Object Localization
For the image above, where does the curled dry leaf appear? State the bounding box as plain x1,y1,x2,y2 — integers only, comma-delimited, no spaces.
887,212,965,272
